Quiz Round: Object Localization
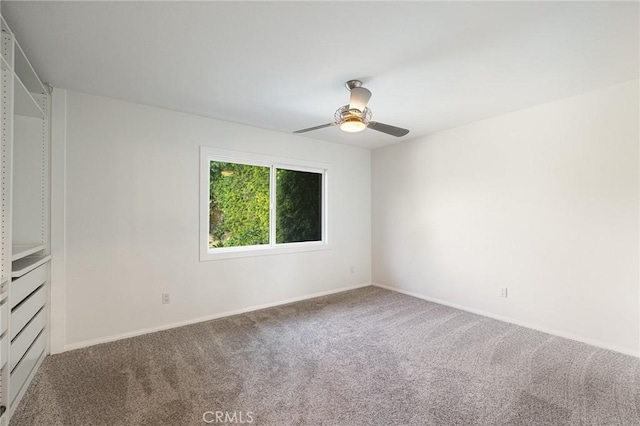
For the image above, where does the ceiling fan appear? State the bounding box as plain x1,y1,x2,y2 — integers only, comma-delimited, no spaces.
293,80,410,137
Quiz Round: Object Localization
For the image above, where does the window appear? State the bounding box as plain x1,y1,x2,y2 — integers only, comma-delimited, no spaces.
200,147,329,260
275,168,323,244
209,161,270,248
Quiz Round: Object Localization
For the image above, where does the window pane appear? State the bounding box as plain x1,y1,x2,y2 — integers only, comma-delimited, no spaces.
209,161,270,248
276,169,322,244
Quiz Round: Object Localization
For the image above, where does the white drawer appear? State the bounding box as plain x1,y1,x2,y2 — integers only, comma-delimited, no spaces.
10,331,46,405
0,299,7,335
11,264,46,309
11,285,46,340
10,308,46,372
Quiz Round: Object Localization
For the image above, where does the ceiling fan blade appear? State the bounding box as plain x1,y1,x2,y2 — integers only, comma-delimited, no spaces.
293,122,336,133
349,87,372,112
367,122,410,137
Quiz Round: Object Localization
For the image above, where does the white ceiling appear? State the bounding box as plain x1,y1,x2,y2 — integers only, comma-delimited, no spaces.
3,1,638,149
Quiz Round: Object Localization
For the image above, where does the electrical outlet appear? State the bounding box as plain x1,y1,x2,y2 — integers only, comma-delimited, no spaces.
162,292,170,304
500,288,508,298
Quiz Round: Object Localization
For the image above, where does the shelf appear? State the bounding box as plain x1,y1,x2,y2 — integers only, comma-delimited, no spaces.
11,244,45,262
14,75,45,119
11,255,51,278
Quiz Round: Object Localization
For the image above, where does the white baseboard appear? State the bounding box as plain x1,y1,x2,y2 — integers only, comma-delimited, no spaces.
373,282,639,358
64,283,372,352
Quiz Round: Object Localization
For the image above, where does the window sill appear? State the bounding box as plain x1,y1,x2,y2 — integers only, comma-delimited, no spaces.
200,241,331,261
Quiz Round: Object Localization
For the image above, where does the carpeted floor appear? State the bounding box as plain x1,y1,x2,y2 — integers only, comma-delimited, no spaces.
10,286,640,425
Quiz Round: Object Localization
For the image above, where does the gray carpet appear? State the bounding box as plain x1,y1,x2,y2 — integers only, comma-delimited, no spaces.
10,286,640,425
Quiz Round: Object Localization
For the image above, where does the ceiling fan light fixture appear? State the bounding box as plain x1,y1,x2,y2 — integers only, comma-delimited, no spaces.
339,117,366,133
293,80,409,137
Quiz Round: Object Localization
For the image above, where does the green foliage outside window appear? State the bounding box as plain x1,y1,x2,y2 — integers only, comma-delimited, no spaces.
276,169,322,243
209,161,323,249
209,161,270,248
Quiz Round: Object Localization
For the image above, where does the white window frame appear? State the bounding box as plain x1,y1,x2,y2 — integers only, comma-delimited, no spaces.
200,146,330,261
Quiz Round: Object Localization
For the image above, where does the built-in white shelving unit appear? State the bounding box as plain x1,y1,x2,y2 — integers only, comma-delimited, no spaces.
11,255,50,279
0,10,51,425
10,244,45,262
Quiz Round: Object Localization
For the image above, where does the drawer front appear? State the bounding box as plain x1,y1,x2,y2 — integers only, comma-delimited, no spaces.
10,331,46,405
11,264,46,309
10,308,46,372
11,286,46,340
0,299,7,335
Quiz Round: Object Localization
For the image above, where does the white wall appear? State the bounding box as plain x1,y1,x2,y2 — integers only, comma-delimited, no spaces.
54,90,372,350
372,80,640,355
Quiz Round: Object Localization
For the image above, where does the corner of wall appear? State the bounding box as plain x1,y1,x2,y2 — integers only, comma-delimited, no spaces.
49,87,66,354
